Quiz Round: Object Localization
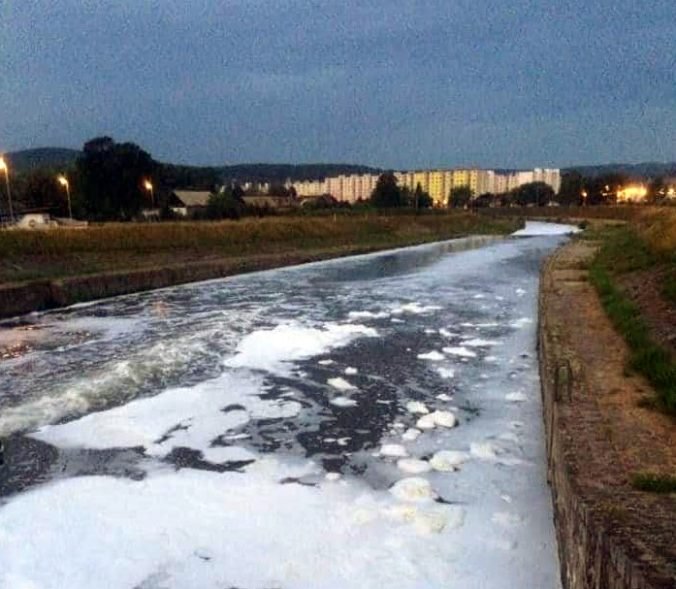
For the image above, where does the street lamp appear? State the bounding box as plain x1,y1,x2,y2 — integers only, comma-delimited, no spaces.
143,179,155,208
57,174,73,219
0,156,14,224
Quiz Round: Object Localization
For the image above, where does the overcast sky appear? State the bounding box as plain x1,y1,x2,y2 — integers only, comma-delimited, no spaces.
1,0,674,168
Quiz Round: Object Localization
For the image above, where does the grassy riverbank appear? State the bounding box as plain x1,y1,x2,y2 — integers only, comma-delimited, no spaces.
0,212,520,284
587,209,676,414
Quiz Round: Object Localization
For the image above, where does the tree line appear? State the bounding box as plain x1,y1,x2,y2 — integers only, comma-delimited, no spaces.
4,137,673,222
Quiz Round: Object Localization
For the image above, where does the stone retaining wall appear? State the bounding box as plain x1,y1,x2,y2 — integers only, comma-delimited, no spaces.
538,243,674,589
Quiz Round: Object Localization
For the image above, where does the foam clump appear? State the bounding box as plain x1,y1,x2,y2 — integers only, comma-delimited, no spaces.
436,393,452,401
396,458,431,474
392,303,442,315
226,322,378,374
325,472,341,482
327,377,356,391
436,367,455,379
380,444,409,458
344,367,358,375
405,401,429,415
470,441,500,460
401,428,421,441
429,450,469,472
417,351,445,361
462,338,498,347
442,346,477,358
505,391,527,402
417,411,457,430
330,397,357,408
389,477,437,502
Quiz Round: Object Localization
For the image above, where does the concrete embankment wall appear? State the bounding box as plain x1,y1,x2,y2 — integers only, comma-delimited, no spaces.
538,245,674,589
0,235,502,320
0,249,358,320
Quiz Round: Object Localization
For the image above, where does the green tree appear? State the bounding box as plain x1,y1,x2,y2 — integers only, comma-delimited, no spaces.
557,172,584,206
413,183,433,209
76,136,157,220
371,172,403,207
511,182,555,206
448,186,473,208
206,188,243,220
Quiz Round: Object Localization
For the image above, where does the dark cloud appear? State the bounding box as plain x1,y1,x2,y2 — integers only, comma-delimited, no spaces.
1,0,674,167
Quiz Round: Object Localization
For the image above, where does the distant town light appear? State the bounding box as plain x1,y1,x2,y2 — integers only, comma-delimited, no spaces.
57,174,69,187
616,184,648,203
143,179,153,192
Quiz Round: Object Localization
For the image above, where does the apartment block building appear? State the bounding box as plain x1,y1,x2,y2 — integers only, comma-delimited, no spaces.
287,167,561,206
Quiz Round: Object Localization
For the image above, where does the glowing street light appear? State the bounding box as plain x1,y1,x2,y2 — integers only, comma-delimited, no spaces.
0,156,14,224
143,179,155,208
57,174,73,219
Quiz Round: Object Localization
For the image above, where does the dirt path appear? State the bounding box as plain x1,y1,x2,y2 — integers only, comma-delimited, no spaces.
540,238,675,588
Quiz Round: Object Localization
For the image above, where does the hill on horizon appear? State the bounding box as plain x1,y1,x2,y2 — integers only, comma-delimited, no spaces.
5,148,380,183
5,147,675,182
4,148,81,172
563,161,676,179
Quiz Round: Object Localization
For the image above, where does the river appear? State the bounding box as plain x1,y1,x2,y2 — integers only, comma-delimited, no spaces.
0,221,576,588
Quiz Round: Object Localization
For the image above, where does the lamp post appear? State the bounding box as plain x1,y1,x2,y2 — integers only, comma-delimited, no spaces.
143,179,155,209
0,157,14,224
57,174,73,219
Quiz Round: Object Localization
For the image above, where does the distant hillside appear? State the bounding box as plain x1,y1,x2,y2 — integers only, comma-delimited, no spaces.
5,147,380,184
563,162,676,179
5,148,81,172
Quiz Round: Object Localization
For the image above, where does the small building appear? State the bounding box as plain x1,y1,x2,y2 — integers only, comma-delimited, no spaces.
169,190,212,217
15,213,56,229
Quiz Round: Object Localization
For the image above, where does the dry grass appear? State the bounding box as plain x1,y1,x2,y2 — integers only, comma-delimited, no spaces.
0,213,520,283
634,208,676,255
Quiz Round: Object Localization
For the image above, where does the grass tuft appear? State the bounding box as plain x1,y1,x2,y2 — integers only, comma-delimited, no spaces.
631,472,676,494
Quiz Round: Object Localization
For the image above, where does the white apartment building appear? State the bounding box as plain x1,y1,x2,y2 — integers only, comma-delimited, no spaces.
287,167,561,205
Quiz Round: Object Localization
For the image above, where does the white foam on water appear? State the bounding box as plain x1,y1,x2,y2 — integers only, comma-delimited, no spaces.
30,372,299,460
389,477,437,502
401,428,421,442
429,450,470,472
428,411,457,428
442,346,477,358
330,397,358,408
436,393,452,401
0,334,225,437
344,367,358,375
506,391,528,402
380,444,409,458
436,367,455,379
511,317,533,328
390,302,442,316
417,350,445,361
396,458,432,474
405,401,429,414
225,322,378,375
318,359,335,366
462,338,499,347
512,221,581,236
470,441,501,460
327,377,356,391
0,459,473,589
348,310,390,320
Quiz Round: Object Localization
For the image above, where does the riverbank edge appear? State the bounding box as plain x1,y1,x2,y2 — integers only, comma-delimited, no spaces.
538,240,674,589
0,234,504,320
